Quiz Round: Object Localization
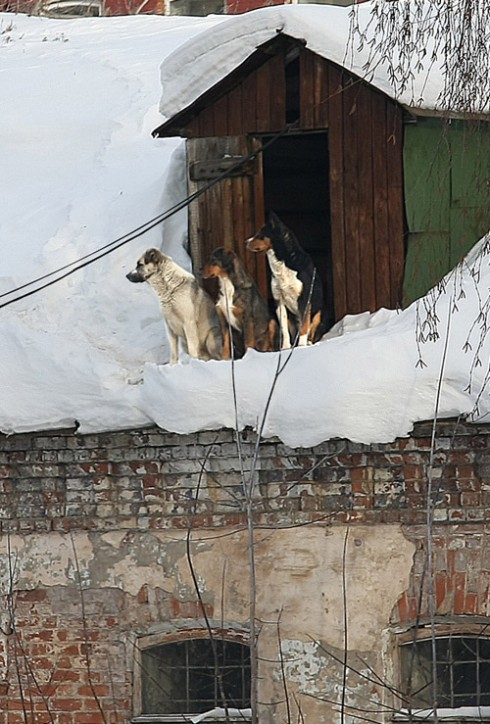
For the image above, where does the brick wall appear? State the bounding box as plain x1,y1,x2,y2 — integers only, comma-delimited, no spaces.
0,419,490,722
1,420,490,532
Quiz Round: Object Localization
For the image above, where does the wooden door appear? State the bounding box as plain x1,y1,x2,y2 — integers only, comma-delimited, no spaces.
186,136,268,298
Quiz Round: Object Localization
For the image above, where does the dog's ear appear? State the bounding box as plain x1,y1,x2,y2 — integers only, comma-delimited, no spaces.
267,210,280,228
223,248,236,268
144,248,161,265
232,254,252,288
215,247,227,263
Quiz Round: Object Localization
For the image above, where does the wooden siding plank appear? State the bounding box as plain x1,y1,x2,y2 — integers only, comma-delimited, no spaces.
385,102,405,308
212,95,228,137
231,173,246,257
269,53,286,131
221,176,234,248
241,73,257,133
227,84,243,136
187,138,212,273
187,139,202,271
356,82,377,313
342,77,362,313
300,50,315,129
327,64,347,322
202,140,223,266
197,105,216,137
372,96,391,309
255,61,271,132
250,137,268,298
241,170,255,281
313,55,329,128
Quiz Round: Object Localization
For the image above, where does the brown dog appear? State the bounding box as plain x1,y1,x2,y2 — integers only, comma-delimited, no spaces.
203,248,277,359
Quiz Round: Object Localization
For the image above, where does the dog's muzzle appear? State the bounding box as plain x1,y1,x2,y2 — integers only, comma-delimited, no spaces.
245,236,261,252
126,270,145,283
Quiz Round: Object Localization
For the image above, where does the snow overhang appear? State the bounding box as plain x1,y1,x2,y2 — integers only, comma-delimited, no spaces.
153,2,490,137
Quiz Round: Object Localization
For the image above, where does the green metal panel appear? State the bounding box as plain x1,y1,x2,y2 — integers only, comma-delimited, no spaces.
403,231,450,305
403,121,451,233
403,118,490,306
450,207,490,268
450,123,490,208
449,122,490,268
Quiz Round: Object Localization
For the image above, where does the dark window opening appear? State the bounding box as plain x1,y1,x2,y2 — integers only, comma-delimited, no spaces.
141,638,251,715
260,131,334,328
169,0,224,14
38,0,102,15
400,635,490,710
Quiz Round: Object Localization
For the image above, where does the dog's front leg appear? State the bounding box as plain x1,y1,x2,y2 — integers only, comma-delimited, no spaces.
168,329,180,365
184,327,201,360
277,302,291,349
298,306,311,346
216,308,231,360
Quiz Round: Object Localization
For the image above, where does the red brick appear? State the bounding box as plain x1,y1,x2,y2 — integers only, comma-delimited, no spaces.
61,645,81,656
16,589,47,602
435,573,447,609
408,596,419,619
397,592,410,622
171,598,213,618
51,670,82,683
74,714,106,724
460,491,480,506
77,685,110,697
465,592,478,614
52,699,81,712
454,572,466,613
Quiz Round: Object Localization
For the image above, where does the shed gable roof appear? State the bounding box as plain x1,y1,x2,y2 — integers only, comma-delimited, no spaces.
153,33,302,137
155,2,490,135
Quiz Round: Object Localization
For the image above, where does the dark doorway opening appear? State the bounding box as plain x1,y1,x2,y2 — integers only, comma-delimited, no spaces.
260,132,334,328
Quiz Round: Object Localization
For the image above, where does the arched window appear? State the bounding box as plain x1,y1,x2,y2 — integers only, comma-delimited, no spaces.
399,629,490,719
136,630,251,721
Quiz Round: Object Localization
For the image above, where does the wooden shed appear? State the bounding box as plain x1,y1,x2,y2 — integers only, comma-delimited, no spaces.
153,14,490,326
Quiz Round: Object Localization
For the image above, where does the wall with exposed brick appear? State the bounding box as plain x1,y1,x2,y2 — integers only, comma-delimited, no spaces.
0,420,489,723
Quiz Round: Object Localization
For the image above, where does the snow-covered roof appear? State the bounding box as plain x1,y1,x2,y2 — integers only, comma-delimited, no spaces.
157,1,490,125
2,11,490,446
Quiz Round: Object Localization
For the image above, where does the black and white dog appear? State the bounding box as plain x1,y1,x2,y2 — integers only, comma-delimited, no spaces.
246,211,327,349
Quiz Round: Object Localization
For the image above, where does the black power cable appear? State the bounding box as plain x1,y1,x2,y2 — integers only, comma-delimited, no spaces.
0,129,293,311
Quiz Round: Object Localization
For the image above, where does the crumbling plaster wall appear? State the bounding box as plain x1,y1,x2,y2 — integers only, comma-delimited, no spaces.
0,525,414,723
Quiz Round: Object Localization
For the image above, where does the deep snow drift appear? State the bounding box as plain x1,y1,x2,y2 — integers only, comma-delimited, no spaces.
1,7,490,446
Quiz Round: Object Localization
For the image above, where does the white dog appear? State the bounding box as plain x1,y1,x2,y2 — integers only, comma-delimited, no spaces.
127,248,223,364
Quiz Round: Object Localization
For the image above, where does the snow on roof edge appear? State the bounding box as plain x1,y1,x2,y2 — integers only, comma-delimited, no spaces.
157,2,490,129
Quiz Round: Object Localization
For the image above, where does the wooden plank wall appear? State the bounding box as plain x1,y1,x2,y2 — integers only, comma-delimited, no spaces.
186,137,267,296
184,53,287,137
183,46,405,321
322,56,405,319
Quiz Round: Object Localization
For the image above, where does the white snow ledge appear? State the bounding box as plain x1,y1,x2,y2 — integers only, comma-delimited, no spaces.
132,711,251,723
395,707,490,720
138,234,490,448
